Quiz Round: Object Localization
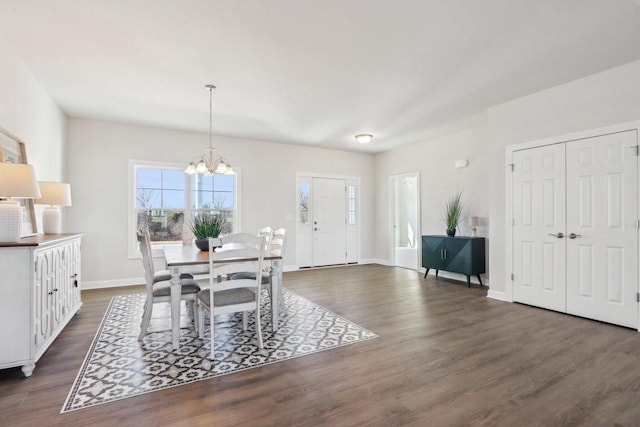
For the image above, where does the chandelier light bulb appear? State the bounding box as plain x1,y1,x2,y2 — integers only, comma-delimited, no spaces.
184,163,197,174
196,160,208,173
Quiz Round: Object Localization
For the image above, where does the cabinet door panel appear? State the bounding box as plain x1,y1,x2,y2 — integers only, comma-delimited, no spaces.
422,236,445,270
34,251,53,353
443,238,471,275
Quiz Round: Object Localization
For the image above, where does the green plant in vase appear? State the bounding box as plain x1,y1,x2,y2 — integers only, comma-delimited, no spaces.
189,214,227,251
442,192,463,237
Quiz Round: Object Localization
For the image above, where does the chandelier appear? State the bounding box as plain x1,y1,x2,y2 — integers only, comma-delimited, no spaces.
184,84,234,175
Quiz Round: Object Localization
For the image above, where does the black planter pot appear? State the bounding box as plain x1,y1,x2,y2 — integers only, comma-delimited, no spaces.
446,228,456,237
194,237,223,251
194,238,209,251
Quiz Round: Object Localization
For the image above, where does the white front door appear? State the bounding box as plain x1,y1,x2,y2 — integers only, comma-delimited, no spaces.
565,131,638,328
512,143,567,312
312,178,346,266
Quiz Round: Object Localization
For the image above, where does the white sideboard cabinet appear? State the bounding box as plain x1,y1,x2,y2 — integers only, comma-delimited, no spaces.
0,234,82,377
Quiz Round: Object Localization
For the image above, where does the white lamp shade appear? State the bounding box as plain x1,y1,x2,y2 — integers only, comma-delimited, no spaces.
469,216,479,227
0,163,41,199
35,181,72,206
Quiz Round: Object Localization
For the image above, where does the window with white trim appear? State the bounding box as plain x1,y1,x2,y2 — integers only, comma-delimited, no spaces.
128,160,240,257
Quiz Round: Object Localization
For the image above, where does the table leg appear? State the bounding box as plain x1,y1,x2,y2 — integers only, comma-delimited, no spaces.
170,266,181,350
270,260,281,332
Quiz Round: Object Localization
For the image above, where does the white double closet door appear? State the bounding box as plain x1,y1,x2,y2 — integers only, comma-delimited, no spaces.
512,130,638,328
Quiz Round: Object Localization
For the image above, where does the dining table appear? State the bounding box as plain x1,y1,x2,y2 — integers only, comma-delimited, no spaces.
163,244,283,350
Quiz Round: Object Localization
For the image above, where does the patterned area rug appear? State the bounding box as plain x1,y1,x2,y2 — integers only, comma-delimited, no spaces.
62,289,377,413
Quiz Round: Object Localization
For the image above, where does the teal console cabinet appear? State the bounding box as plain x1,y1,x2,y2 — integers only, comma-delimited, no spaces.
422,235,485,287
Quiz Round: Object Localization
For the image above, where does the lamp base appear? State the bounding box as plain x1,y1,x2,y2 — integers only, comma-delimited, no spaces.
42,205,61,234
0,200,23,242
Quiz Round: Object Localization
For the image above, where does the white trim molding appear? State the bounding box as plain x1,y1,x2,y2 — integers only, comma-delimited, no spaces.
487,289,511,302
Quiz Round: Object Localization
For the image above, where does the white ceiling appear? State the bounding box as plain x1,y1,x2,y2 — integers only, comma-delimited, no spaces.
1,0,640,153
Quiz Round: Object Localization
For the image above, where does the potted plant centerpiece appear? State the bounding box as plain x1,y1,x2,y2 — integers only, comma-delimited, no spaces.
189,213,227,251
443,192,463,237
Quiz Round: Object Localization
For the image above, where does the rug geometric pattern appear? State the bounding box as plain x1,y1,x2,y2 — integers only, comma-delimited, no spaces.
62,289,377,413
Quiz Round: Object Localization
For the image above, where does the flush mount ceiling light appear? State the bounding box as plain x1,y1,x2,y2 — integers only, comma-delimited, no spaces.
355,134,373,144
185,84,234,176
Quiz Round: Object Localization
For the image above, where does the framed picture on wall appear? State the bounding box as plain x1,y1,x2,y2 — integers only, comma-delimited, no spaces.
0,127,38,236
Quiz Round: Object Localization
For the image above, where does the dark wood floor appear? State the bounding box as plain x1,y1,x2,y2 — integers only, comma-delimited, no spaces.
2,264,640,426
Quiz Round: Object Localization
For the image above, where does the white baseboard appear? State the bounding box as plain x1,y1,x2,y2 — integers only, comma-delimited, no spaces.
83,277,144,290
360,258,389,266
487,289,511,302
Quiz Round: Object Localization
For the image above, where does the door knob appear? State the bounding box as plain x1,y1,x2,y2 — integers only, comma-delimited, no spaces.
548,232,564,239
314,227,319,231
568,233,581,239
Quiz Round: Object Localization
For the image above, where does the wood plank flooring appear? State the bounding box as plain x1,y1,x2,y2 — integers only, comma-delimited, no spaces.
2,264,640,426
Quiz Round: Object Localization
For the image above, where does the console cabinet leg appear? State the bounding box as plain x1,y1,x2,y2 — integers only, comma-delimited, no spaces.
477,275,484,286
424,268,430,278
467,275,471,287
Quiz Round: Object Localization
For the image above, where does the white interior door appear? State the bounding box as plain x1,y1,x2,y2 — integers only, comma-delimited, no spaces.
566,131,638,328
512,144,567,312
391,173,419,270
312,178,346,266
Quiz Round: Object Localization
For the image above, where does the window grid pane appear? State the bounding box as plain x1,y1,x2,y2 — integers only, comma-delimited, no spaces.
137,209,185,242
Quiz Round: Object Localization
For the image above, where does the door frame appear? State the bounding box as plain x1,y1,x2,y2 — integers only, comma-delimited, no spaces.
504,120,640,330
388,171,421,270
295,172,361,268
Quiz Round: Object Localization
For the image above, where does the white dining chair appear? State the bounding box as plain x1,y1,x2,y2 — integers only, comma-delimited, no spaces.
229,228,287,314
258,226,273,249
139,228,193,282
137,231,200,341
197,233,267,358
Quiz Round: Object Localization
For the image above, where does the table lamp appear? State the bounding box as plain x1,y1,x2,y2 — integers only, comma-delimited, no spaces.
469,216,479,237
35,181,72,234
0,163,41,242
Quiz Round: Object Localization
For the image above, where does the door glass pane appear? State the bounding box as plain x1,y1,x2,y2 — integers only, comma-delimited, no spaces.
299,182,309,224
347,185,356,225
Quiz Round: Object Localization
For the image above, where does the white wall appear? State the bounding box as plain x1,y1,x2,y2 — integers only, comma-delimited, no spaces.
487,59,640,296
0,42,67,231
374,126,491,282
66,118,375,286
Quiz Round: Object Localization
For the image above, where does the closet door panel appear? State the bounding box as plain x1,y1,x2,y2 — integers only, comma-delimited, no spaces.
566,131,638,328
512,144,566,311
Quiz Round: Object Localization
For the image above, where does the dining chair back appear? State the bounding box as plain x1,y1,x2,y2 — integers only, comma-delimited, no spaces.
137,231,200,341
138,227,193,282
269,228,288,314
197,233,267,358
258,226,273,251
